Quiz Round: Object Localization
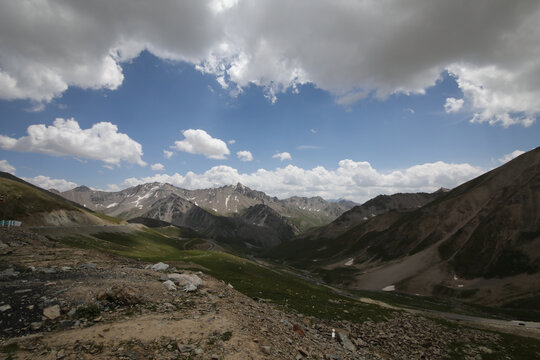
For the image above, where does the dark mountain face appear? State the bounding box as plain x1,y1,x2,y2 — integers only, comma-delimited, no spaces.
269,147,540,309
295,190,445,243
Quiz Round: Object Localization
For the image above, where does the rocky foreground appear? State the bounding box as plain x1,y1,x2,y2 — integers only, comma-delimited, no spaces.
0,228,517,359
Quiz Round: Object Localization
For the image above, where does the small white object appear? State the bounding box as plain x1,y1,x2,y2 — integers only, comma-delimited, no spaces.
332,329,335,339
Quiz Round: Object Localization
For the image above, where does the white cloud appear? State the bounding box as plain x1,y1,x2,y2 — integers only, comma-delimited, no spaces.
310,129,317,134
0,118,146,166
236,150,253,162
498,149,525,164
228,139,236,145
0,160,16,174
118,159,483,203
272,152,292,162
172,129,230,159
23,175,77,192
151,163,165,171
25,103,45,113
405,107,415,114
444,97,464,113
163,150,173,159
448,64,539,127
1,2,539,127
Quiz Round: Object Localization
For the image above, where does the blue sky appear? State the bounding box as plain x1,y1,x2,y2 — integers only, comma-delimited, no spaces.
1,1,539,202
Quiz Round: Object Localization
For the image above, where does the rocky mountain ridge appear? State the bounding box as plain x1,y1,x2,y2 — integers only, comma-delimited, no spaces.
60,182,357,231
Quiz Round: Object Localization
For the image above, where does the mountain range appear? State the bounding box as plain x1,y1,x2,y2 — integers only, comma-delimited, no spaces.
62,183,355,227
59,182,359,250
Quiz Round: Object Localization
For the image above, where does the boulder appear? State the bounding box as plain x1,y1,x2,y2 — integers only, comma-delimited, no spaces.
103,285,141,305
43,305,61,320
166,273,202,291
150,262,169,271
337,331,356,352
162,280,177,291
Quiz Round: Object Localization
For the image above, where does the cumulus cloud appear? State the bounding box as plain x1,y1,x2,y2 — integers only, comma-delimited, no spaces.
172,129,230,160
119,159,483,203
2,1,540,126
151,163,165,171
498,149,525,164
163,150,173,159
0,118,146,166
444,97,464,113
228,139,236,145
0,160,16,174
448,64,539,127
23,175,77,192
236,150,253,162
272,152,292,162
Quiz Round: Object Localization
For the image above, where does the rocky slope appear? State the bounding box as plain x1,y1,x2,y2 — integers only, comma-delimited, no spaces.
1,228,524,359
271,147,540,309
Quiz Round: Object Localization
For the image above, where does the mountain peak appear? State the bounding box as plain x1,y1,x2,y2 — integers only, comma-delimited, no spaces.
73,185,91,192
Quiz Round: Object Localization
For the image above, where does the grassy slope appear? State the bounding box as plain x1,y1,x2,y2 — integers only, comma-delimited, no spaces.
0,177,79,218
49,229,540,358
53,228,394,322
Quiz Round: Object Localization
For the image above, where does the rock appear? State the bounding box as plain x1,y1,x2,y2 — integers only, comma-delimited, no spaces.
56,349,65,359
478,346,493,354
337,331,356,352
30,321,43,330
261,346,272,355
353,337,368,347
79,263,97,270
227,283,234,289
43,305,61,320
293,323,305,337
0,268,19,277
297,347,309,357
104,285,141,305
150,262,169,271
162,280,177,291
0,304,12,312
167,273,202,292
61,266,72,271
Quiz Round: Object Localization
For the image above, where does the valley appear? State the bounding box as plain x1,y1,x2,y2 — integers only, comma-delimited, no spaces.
1,147,540,359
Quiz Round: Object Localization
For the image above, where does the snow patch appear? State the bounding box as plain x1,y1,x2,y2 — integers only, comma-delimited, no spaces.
382,285,395,292
106,202,118,209
344,258,354,266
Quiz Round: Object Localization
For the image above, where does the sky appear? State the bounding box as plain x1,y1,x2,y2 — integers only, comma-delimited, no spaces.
0,0,539,203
